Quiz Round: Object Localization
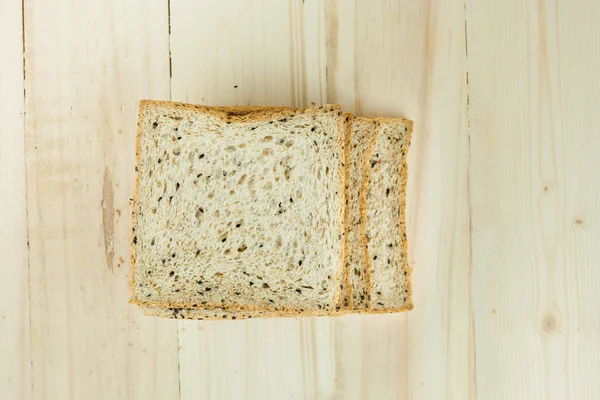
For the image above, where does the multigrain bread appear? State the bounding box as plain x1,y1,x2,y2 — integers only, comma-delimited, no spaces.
346,118,380,310
365,118,413,312
129,101,349,315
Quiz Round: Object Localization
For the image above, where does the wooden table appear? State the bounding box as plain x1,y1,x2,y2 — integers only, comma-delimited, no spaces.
1,1,598,399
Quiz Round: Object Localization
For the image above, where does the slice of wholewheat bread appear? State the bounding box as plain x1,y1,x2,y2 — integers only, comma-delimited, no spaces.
141,113,358,320
346,118,380,310
365,118,413,312
130,101,348,314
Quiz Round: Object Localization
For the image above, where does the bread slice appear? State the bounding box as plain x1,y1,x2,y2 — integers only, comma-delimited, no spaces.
140,113,356,320
129,101,348,315
364,118,413,312
344,118,379,310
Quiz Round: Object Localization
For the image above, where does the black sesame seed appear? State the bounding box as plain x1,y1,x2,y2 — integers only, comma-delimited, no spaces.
133,236,137,244
169,271,174,276
199,154,205,159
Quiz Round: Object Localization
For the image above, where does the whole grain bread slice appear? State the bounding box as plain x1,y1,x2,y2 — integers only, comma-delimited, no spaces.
346,118,380,310
364,118,413,312
130,101,349,315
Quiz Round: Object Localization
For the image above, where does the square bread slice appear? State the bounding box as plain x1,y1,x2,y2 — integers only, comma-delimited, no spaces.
365,118,413,312
140,112,357,321
129,101,348,315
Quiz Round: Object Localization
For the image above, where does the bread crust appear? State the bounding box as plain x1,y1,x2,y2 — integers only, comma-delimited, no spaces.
339,113,354,310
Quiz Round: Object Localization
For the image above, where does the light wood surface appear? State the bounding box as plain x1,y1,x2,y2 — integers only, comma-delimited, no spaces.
0,0,598,399
467,1,600,398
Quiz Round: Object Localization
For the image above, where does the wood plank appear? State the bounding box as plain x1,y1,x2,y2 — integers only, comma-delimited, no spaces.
23,1,180,398
0,1,31,399
171,0,473,399
467,0,600,398
327,0,474,398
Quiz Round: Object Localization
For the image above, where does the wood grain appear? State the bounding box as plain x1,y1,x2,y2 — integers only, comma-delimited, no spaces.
2,0,598,398
23,1,180,398
467,0,600,398
0,1,31,399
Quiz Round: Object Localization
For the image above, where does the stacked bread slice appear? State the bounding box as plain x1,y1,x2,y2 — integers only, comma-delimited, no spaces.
130,101,412,320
